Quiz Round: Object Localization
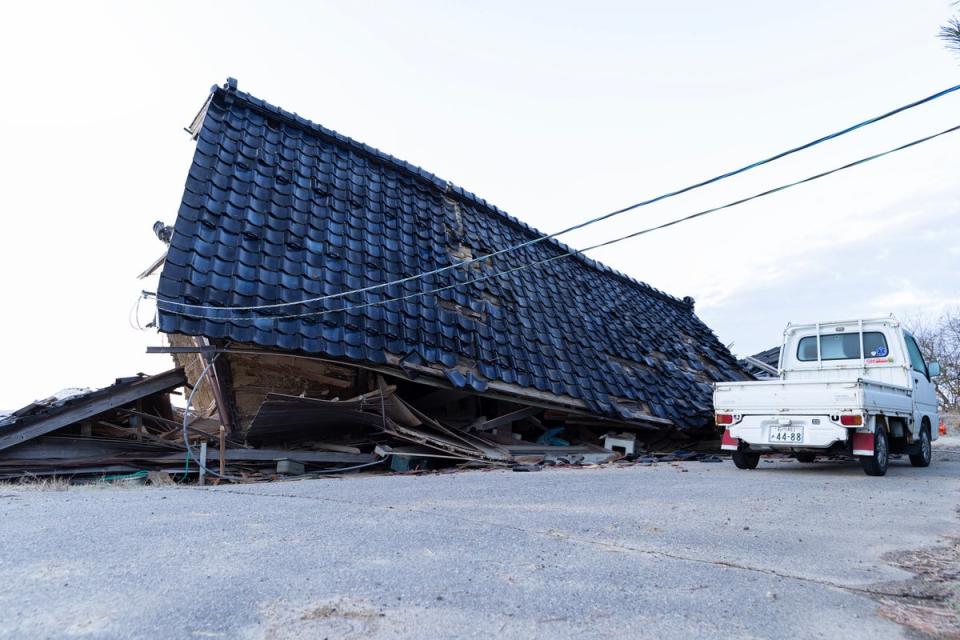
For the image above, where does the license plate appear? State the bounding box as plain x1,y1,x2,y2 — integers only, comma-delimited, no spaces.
769,426,804,443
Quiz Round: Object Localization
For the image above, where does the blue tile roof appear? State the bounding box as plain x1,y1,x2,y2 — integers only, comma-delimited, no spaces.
158,79,748,429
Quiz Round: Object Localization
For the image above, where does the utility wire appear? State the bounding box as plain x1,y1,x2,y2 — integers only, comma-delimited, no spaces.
149,83,960,313
158,122,960,323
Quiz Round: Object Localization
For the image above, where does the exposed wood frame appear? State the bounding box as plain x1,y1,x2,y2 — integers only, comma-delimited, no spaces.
145,345,675,428
192,337,238,437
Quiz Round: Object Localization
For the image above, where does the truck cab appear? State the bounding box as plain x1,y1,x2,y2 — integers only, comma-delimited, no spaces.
714,316,941,476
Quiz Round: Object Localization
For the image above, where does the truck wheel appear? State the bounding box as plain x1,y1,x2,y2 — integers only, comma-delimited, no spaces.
860,428,888,477
732,451,760,469
909,425,932,468
795,453,816,463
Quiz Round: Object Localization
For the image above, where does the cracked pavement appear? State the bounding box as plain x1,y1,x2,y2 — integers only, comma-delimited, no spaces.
1,443,958,639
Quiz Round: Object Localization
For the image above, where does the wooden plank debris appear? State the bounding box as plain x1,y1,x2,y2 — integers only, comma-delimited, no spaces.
0,353,697,483
470,406,540,432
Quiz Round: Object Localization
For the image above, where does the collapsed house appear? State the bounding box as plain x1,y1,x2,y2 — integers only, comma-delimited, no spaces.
0,371,193,479
146,78,750,470
0,78,750,481
738,347,781,380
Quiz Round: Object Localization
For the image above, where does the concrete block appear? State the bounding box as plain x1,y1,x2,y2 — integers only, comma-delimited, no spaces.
276,459,305,475
603,432,637,456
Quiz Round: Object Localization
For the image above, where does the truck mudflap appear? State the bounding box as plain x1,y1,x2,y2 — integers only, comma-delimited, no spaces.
721,429,740,451
851,431,874,456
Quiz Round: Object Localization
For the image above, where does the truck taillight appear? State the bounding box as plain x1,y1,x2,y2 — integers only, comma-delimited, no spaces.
840,415,863,426
716,413,734,425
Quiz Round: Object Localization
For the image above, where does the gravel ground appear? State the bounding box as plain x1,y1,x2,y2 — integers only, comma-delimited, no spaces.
0,443,958,640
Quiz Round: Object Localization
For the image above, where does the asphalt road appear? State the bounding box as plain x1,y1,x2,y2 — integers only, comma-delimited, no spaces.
1,442,958,639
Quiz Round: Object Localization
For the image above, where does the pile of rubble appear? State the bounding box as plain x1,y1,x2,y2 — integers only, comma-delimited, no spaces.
0,367,718,484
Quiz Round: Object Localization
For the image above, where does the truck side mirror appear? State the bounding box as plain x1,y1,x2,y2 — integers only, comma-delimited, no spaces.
928,362,941,377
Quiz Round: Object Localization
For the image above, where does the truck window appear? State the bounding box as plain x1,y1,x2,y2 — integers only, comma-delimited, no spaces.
904,334,928,376
796,332,888,362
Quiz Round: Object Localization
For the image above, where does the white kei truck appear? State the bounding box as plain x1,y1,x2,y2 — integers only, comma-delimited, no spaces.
714,317,941,476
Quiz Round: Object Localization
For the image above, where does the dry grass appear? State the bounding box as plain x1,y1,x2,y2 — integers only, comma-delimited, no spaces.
2,473,150,491
5,476,74,491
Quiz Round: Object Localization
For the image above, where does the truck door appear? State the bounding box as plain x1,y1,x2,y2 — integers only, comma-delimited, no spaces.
904,332,938,432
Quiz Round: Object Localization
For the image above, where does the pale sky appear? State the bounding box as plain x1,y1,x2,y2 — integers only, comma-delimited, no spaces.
1,1,958,410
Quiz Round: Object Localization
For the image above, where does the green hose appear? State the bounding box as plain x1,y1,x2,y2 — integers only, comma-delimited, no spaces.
100,470,150,482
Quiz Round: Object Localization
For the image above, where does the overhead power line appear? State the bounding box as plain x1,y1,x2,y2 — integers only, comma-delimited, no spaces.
149,83,960,313
158,122,960,323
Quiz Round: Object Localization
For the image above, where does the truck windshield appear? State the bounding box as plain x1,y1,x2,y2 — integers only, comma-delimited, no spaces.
796,332,888,362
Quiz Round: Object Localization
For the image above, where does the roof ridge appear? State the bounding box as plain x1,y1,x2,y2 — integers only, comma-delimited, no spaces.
202,79,693,312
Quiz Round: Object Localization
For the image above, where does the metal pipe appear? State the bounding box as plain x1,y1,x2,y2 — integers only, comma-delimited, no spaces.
219,426,226,476
199,441,207,486
858,319,867,376
816,322,822,369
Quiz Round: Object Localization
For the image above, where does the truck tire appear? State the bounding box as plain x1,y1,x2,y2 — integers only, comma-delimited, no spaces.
795,453,817,463
732,451,760,469
909,425,932,468
860,428,888,476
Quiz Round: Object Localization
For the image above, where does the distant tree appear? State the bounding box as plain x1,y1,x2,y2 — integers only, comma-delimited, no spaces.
908,310,960,413
942,16,960,53
942,3,960,55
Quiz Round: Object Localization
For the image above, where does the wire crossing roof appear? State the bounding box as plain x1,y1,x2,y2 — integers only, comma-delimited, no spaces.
157,79,749,428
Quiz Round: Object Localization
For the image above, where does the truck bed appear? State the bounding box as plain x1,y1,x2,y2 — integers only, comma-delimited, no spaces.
714,378,913,416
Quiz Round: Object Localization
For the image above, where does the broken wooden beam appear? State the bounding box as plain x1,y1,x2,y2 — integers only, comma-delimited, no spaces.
471,406,540,432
